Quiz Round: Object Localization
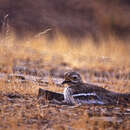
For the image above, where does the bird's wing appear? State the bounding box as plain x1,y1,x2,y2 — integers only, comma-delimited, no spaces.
84,83,116,94
72,92,105,105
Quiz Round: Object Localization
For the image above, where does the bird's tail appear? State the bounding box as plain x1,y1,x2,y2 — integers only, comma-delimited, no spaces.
116,93,130,104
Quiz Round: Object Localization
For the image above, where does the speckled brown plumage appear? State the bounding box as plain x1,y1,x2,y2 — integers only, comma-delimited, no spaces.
62,72,130,105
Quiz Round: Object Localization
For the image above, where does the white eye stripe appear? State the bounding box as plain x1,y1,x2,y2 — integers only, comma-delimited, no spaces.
72,75,78,78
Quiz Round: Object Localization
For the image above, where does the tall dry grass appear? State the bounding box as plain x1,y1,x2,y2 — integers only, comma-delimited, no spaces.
0,32,130,71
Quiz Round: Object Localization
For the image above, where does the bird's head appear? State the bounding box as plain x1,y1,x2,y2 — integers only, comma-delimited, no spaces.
62,71,82,85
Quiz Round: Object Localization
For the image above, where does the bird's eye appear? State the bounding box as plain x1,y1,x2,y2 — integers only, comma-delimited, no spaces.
72,76,77,80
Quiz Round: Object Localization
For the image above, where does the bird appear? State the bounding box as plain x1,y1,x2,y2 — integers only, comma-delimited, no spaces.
62,71,130,105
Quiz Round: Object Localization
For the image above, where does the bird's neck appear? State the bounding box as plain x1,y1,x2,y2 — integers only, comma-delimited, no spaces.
67,81,83,86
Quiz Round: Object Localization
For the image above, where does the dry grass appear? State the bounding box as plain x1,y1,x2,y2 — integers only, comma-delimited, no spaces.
0,32,130,129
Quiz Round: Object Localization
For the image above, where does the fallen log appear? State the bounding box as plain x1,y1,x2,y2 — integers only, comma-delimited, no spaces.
38,88,64,101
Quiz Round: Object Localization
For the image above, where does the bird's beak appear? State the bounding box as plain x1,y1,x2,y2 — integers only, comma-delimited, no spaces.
62,80,69,85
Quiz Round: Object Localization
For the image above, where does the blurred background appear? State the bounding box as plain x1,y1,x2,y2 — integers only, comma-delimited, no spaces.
0,0,130,40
